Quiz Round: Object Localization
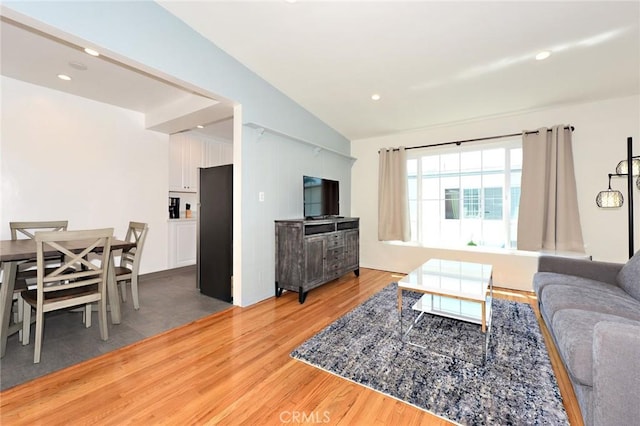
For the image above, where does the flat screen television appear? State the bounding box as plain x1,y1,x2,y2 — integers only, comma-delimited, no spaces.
303,175,339,219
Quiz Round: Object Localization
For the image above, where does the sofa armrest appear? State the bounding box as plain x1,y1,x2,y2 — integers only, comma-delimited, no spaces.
592,321,640,426
538,256,622,285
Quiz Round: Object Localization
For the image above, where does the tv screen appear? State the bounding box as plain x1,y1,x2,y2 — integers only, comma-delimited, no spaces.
303,176,339,219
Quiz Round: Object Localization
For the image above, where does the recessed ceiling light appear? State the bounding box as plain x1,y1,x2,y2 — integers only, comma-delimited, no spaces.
371,94,381,101
285,0,298,3
196,125,204,129
68,61,87,71
535,51,551,61
84,48,100,57
57,74,72,81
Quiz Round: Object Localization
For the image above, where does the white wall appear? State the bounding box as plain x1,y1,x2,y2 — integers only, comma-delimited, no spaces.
0,76,170,274
352,95,640,291
240,128,354,304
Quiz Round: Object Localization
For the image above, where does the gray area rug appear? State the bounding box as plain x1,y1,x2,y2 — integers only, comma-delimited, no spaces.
291,283,568,425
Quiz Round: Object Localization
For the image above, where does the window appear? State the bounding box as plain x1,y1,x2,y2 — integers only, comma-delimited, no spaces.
407,140,522,248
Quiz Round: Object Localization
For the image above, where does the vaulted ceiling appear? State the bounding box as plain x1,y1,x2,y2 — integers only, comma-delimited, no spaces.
160,1,640,140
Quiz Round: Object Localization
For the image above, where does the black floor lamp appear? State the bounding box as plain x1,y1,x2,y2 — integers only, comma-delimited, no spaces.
596,137,639,259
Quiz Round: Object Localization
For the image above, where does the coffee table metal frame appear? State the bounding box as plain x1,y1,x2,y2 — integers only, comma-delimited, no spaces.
397,259,494,361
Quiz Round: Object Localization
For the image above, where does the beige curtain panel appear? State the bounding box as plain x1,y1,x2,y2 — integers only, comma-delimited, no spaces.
517,125,585,252
378,147,411,242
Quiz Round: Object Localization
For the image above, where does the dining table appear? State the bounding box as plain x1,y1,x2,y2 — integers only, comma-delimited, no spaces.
0,237,135,358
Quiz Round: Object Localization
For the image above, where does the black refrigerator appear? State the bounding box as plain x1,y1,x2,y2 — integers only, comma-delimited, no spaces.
198,164,233,302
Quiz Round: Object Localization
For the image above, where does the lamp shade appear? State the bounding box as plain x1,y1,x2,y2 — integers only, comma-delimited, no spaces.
596,189,624,208
615,158,640,176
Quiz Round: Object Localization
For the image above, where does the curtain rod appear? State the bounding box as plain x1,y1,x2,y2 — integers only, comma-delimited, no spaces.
381,126,575,152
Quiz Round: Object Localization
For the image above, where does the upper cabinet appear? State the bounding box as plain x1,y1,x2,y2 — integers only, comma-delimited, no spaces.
169,133,204,192
204,138,233,166
169,132,233,193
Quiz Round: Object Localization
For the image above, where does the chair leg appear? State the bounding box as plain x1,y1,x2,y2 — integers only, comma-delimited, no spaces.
12,294,19,323
21,301,31,346
119,281,127,303
33,308,44,363
98,299,108,341
131,276,139,310
16,294,24,342
85,304,92,328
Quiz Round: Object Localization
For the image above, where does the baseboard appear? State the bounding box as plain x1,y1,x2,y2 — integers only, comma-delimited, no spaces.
139,265,196,282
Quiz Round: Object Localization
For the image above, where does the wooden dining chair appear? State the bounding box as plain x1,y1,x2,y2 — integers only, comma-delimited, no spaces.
21,228,113,363
5,221,69,341
114,222,149,310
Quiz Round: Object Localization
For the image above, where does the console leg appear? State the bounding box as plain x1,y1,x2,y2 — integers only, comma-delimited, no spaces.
298,288,307,304
354,268,360,277
275,282,283,297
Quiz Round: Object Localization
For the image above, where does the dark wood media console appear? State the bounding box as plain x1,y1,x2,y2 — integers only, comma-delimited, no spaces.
275,217,359,303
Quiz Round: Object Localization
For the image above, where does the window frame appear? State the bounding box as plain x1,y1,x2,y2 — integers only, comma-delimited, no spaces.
406,138,522,249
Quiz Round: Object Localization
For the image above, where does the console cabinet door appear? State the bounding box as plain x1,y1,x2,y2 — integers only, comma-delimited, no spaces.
344,229,359,271
304,235,326,286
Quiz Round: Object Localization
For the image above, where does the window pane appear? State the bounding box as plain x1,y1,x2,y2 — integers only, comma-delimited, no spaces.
422,156,439,175
440,153,459,173
510,148,522,170
408,176,418,200
422,176,440,199
407,158,418,175
511,186,521,220
463,188,480,218
408,159,418,203
461,151,481,173
421,200,441,244
445,188,460,219
409,200,418,240
460,174,479,190
483,148,504,171
484,187,503,220
441,176,459,192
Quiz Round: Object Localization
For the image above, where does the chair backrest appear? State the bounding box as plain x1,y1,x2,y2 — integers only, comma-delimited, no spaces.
10,221,69,240
10,221,69,273
35,228,113,302
120,222,149,273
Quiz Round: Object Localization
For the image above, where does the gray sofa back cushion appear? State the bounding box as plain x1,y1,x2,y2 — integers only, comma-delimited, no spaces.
617,250,640,301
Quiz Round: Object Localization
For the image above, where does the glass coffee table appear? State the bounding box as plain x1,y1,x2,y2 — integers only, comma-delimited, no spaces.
397,259,493,361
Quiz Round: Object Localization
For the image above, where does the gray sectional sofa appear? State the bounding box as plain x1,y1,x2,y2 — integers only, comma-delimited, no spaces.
534,252,640,426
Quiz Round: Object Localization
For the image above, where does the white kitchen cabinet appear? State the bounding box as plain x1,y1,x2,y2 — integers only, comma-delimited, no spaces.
168,138,183,192
204,139,233,167
169,135,204,193
168,219,197,268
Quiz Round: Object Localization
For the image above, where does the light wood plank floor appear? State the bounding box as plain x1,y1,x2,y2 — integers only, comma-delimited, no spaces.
0,268,583,425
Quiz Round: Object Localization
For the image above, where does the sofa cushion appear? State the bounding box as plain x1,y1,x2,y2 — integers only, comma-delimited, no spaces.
617,250,640,301
552,310,640,387
533,272,628,300
541,284,640,322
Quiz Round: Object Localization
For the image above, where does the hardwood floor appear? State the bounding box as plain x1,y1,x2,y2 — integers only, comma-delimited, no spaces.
0,268,582,425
